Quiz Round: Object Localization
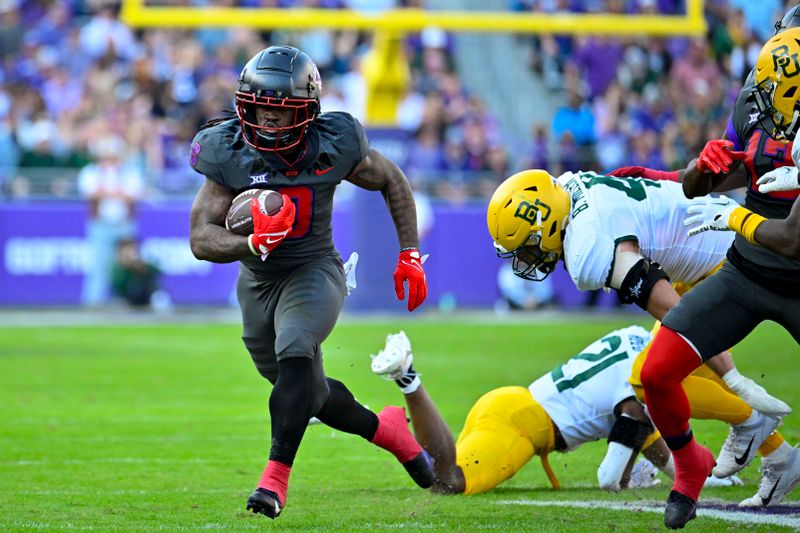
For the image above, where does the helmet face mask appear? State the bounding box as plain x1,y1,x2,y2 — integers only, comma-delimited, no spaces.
236,46,321,152
235,93,319,151
496,233,559,281
751,76,800,141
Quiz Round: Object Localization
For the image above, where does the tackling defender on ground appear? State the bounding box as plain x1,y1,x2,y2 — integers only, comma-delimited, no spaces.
485,168,800,516
369,328,742,495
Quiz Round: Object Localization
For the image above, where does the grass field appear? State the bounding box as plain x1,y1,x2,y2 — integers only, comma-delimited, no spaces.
1,315,799,531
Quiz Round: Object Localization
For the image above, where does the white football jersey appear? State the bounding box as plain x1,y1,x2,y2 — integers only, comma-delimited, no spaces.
528,325,652,451
556,171,734,291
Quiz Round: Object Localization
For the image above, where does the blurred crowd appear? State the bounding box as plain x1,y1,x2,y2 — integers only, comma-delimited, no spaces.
0,0,795,202
515,0,792,174
0,0,502,200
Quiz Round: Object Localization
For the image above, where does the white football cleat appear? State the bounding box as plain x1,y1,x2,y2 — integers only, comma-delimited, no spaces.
740,445,800,506
713,411,782,477
703,474,743,487
370,331,413,381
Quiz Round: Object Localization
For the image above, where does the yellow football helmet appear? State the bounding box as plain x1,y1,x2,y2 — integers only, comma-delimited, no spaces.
753,27,800,140
486,169,571,281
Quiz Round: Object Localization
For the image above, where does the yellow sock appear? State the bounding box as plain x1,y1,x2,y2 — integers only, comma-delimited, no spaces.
759,432,785,457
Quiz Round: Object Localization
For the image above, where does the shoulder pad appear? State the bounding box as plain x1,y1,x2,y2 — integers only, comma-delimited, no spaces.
316,111,369,163
190,120,238,183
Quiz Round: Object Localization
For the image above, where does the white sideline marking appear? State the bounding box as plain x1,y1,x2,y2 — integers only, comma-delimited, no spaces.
5,521,263,531
497,499,800,528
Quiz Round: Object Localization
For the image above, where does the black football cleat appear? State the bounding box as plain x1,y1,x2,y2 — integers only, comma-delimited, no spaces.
664,490,697,529
402,450,436,489
246,487,283,519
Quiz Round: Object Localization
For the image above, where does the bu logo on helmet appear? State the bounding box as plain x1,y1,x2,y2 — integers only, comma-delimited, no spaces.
514,199,551,224
771,44,800,78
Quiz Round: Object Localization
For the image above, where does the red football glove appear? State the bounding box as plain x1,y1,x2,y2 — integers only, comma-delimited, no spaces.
247,194,296,261
607,165,680,182
393,248,427,312
696,139,746,174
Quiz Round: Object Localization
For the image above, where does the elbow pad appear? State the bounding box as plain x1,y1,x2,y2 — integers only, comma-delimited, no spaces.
616,258,669,309
609,413,653,450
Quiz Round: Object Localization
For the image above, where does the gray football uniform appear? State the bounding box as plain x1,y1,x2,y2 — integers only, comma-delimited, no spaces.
191,112,369,378
663,86,800,358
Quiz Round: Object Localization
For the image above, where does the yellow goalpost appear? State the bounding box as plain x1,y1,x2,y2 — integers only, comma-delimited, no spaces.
119,0,706,125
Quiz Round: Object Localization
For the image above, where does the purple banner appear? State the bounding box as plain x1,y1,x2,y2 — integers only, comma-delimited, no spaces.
0,198,618,310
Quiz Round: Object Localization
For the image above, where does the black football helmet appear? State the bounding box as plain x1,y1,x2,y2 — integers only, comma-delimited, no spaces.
775,4,800,35
235,46,321,152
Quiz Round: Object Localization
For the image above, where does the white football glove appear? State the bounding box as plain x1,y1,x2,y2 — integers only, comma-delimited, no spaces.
684,195,741,237
628,459,661,489
756,166,800,193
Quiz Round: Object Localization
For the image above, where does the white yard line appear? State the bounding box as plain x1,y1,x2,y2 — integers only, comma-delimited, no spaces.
498,499,800,529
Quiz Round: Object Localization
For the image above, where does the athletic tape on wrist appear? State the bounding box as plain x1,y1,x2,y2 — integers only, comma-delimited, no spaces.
729,207,766,245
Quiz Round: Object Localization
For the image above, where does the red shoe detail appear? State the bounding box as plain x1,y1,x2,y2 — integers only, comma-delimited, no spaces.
672,438,716,501
257,460,291,507
371,406,423,463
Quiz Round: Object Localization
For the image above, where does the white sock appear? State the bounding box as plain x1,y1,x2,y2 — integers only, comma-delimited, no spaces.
395,363,421,394
400,375,421,395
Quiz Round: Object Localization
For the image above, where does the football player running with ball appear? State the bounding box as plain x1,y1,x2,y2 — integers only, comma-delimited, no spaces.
486,168,798,521
189,46,432,519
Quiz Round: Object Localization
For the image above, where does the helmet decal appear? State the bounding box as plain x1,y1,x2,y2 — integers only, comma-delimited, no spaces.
514,199,551,224
771,44,800,78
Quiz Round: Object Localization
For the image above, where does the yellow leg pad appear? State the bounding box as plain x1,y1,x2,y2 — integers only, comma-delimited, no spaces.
456,386,553,495
681,375,751,424
631,356,750,427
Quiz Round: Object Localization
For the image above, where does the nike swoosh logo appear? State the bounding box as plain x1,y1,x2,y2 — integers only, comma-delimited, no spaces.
763,475,782,505
401,260,423,272
735,435,756,465
265,236,283,244
315,166,335,176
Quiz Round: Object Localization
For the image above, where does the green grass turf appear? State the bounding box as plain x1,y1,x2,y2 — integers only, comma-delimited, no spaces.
0,317,798,531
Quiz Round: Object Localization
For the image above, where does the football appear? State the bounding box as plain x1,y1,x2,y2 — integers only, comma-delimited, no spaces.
225,189,284,235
